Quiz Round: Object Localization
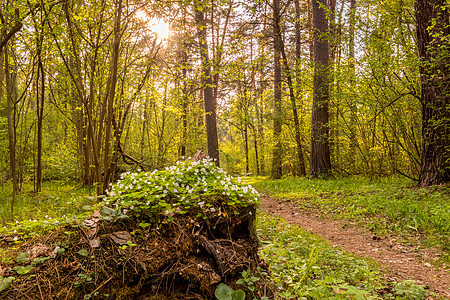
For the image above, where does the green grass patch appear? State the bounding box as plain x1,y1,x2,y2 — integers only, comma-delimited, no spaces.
0,181,97,226
252,176,450,261
256,212,439,300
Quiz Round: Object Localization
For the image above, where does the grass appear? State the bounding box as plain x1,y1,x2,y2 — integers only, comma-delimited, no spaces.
251,176,450,260
255,212,441,299
0,181,97,227
0,175,448,299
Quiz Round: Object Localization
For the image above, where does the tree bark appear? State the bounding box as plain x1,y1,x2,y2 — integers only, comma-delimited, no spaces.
348,0,358,170
310,0,332,177
102,0,123,194
415,0,450,186
4,47,18,217
271,0,283,179
294,0,307,176
195,2,220,166
35,13,45,192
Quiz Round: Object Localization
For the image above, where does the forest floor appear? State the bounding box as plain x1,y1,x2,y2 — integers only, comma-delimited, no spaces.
260,196,450,299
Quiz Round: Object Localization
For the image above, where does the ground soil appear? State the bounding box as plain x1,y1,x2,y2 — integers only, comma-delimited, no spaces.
260,196,450,299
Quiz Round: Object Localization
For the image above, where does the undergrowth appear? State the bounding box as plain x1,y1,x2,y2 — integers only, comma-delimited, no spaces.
0,181,95,226
256,212,437,300
252,176,449,261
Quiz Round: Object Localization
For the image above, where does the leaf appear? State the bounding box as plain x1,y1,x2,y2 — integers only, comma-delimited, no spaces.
215,283,233,300
138,222,150,228
101,206,117,216
33,257,50,265
77,249,89,257
56,247,65,255
0,276,14,292
231,289,246,300
82,205,92,211
15,252,29,264
13,265,34,275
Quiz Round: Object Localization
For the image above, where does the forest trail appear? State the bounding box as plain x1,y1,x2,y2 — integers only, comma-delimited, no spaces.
260,197,450,299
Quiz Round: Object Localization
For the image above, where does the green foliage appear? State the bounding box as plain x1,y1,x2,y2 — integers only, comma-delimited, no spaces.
0,181,95,225
15,252,29,264
253,176,450,257
214,283,246,300
393,280,426,300
236,270,259,292
0,276,14,292
103,159,260,223
257,213,386,299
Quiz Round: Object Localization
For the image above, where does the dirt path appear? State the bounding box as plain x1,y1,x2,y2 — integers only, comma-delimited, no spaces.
260,196,450,299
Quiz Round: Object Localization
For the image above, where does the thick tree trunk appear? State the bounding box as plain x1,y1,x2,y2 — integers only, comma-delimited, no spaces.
271,0,283,179
415,0,450,186
310,0,332,177
195,3,220,166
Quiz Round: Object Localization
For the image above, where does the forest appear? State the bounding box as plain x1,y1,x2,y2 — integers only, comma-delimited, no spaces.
0,0,449,299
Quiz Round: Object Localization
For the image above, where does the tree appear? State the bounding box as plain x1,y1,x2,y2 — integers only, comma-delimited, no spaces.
310,0,331,177
271,0,283,179
1,5,23,216
195,1,220,166
415,0,450,186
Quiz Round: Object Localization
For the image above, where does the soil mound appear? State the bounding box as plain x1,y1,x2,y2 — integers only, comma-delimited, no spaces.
1,159,272,299
1,205,264,299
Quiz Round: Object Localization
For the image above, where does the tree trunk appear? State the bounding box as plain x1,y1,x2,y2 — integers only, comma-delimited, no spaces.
4,48,18,217
348,0,358,170
271,0,283,179
1,7,23,217
180,48,188,158
415,0,450,186
294,0,307,176
102,0,123,194
35,21,45,192
310,0,332,177
195,2,220,166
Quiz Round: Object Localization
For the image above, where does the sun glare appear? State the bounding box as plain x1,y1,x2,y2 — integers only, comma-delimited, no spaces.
136,10,170,41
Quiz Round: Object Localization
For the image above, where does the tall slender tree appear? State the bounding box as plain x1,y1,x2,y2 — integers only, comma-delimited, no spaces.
271,0,283,179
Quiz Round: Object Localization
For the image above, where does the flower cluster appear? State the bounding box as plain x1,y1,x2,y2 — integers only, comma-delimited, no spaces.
103,158,259,221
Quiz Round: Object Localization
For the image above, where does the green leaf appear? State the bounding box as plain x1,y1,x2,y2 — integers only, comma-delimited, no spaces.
57,248,65,255
101,206,117,216
0,276,14,292
215,283,233,300
231,289,246,300
236,279,245,285
13,265,34,275
77,249,89,257
214,283,245,300
33,257,50,265
82,205,92,211
15,252,29,264
138,222,150,228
